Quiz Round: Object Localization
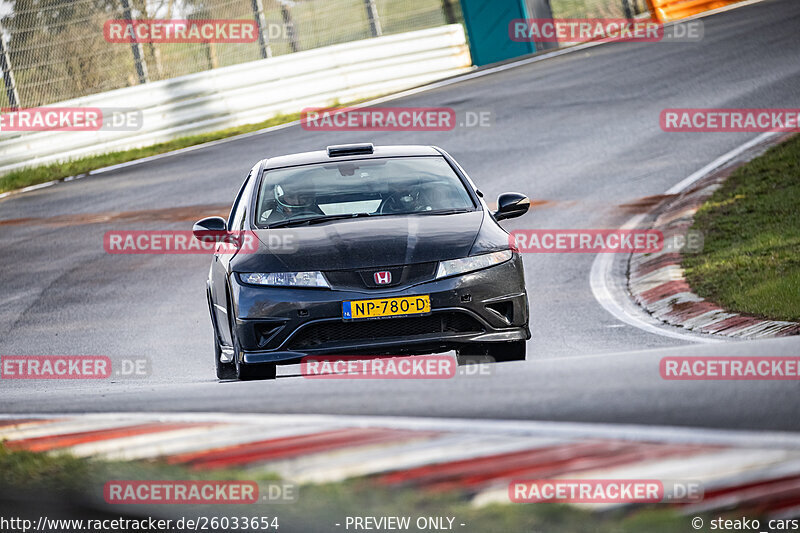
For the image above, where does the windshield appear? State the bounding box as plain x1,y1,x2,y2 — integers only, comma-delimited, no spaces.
255,156,476,227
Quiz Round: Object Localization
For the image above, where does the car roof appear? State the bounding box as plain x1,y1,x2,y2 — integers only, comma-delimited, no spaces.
262,145,443,170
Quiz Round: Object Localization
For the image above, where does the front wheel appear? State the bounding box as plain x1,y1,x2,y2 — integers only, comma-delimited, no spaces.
233,336,277,381
457,340,526,364
227,299,277,381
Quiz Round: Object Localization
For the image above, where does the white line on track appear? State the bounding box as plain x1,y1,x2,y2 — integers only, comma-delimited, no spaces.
589,131,778,343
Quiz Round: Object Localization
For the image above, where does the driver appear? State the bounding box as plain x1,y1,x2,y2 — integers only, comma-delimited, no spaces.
381,178,432,214
266,177,323,223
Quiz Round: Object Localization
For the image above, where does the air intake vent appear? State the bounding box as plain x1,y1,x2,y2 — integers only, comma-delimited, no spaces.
287,313,484,350
327,143,375,157
486,301,514,324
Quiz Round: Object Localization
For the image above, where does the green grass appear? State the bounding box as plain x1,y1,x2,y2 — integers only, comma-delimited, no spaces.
0,112,301,195
683,134,800,322
0,443,694,533
550,0,626,18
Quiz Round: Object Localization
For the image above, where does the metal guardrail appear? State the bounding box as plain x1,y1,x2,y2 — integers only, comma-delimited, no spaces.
0,0,463,108
0,24,471,176
647,0,740,21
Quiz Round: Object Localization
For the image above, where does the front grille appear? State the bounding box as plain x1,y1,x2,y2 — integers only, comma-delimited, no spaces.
324,262,437,290
286,312,484,350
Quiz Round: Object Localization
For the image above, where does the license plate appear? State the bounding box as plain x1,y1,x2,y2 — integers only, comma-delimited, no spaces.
342,295,431,320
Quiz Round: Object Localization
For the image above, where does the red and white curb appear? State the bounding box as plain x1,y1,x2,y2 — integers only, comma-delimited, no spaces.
628,135,799,340
2,413,800,518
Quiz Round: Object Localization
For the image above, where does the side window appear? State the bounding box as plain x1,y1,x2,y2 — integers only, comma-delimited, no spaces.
228,170,253,231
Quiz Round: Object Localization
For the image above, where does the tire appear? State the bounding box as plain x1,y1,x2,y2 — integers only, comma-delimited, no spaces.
215,335,237,380
226,291,277,381
209,288,236,380
457,340,526,364
233,334,277,381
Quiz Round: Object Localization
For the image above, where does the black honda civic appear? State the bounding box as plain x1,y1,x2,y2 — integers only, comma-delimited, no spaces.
194,143,531,380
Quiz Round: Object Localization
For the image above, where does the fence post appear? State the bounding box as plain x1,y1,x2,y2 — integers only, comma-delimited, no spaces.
527,0,557,51
363,0,382,37
442,0,457,24
120,0,149,84
622,0,634,19
206,42,219,69
0,23,20,108
251,0,273,58
280,5,299,53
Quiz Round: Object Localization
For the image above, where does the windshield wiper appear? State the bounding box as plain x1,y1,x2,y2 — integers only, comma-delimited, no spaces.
267,212,374,228
415,208,473,216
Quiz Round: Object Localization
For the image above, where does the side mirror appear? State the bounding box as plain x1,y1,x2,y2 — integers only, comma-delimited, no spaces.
193,216,227,242
493,193,530,221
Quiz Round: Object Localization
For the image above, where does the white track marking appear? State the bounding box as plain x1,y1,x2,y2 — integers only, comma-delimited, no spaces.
590,132,778,342
473,448,800,508
66,424,222,458
74,423,341,461
3,412,800,449
264,434,564,483
0,180,56,200
0,418,146,441
665,132,778,195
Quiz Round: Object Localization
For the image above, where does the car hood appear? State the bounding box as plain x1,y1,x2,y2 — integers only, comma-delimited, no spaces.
236,211,484,272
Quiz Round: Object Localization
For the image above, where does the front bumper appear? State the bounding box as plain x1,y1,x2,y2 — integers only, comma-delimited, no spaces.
229,254,530,364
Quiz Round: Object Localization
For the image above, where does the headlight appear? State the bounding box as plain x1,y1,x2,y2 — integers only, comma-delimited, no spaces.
435,250,513,279
239,271,330,288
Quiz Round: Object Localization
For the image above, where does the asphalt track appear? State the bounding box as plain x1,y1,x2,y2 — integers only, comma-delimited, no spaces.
0,0,798,430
